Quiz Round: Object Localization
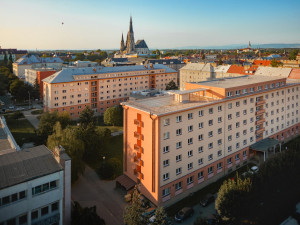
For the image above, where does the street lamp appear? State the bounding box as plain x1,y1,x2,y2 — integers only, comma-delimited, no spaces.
28,91,30,109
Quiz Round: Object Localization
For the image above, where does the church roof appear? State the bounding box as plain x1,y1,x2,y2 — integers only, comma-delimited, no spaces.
135,40,148,49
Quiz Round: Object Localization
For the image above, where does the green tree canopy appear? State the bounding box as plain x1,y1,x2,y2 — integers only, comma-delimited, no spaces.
151,207,168,225
123,187,147,225
165,80,178,90
72,201,105,225
104,106,122,126
79,106,95,129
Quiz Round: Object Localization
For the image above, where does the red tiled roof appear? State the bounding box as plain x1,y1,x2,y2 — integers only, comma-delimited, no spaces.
116,174,136,191
253,60,272,66
288,68,300,79
227,65,246,74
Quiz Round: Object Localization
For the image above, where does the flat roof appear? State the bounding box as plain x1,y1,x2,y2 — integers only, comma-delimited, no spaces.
191,75,285,89
168,88,208,95
250,138,279,152
0,145,63,190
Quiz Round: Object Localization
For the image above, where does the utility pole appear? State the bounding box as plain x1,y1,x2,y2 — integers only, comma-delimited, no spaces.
28,91,30,109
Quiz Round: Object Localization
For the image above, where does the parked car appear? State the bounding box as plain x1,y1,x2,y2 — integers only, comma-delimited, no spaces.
142,207,156,217
16,107,25,111
249,166,259,174
174,207,194,223
149,215,173,224
200,194,215,207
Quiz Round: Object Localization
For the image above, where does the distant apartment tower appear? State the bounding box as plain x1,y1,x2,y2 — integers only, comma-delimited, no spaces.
0,48,27,62
0,145,71,225
43,64,177,118
13,55,63,78
122,75,300,206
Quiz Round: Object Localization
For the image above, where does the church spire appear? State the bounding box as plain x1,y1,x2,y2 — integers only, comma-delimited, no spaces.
129,16,133,33
120,33,125,52
249,41,251,48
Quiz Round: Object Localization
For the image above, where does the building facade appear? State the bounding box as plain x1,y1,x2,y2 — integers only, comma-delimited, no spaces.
43,64,177,118
0,48,27,62
122,75,300,206
13,55,63,78
0,145,71,225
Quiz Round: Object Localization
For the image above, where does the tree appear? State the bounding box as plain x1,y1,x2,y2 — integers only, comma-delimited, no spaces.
289,49,299,60
0,72,9,95
218,58,223,65
104,106,122,126
37,111,72,144
79,106,95,129
151,207,168,225
97,157,121,180
270,58,283,67
202,54,205,60
72,201,105,225
47,122,85,182
165,80,178,90
215,174,252,223
123,187,147,225
33,78,40,99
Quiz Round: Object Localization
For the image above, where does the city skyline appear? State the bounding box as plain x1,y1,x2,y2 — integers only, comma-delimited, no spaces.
1,0,300,50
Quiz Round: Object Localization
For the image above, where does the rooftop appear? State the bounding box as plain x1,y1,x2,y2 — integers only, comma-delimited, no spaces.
15,55,64,65
191,75,285,89
254,66,292,77
0,145,63,190
227,65,246,74
43,64,176,84
288,68,300,79
180,63,213,72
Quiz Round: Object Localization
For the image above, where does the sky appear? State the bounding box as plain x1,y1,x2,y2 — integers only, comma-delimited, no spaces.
0,0,300,50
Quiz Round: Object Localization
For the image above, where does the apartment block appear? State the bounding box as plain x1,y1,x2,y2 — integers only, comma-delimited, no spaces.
121,75,300,206
43,64,177,117
0,145,71,225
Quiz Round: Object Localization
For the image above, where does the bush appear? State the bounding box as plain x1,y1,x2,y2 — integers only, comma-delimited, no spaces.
7,111,24,120
97,158,121,180
31,109,43,115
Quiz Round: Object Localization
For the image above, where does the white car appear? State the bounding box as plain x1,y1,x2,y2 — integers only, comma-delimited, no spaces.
249,166,259,174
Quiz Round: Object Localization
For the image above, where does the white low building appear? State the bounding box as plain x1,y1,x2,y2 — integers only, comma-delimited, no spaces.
0,145,71,225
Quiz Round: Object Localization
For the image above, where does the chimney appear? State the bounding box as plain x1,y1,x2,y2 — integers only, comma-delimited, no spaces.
54,146,71,225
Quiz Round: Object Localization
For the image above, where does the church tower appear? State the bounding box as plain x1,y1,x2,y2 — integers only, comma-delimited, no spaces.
125,16,135,53
120,33,125,52
249,41,251,49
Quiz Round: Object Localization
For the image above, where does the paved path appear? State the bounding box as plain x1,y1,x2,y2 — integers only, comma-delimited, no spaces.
23,110,40,129
72,166,126,225
111,131,123,136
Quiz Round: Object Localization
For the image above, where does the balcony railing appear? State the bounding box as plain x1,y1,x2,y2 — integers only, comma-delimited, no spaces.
255,100,266,106
255,118,265,125
134,144,143,153
134,132,143,140
255,109,265,115
255,127,265,134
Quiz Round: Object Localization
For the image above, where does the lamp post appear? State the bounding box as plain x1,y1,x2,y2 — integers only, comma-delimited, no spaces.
28,91,30,109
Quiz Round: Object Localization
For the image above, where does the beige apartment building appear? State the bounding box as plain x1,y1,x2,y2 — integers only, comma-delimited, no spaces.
42,64,177,117
121,75,300,206
179,63,241,90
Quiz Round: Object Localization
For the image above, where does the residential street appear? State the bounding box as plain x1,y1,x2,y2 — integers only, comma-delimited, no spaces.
72,165,126,225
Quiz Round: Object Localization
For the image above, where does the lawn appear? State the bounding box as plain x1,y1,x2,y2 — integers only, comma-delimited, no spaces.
165,162,255,216
4,117,37,146
31,109,43,115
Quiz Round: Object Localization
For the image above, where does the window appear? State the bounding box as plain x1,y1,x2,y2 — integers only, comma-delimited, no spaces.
176,142,182,149
162,187,170,197
228,135,232,141
199,122,203,129
243,150,247,157
199,110,204,117
198,134,203,141
235,154,240,161
163,160,169,167
243,119,247,125
236,142,240,149
208,154,213,161
188,150,193,157
176,116,182,123
41,206,49,216
218,117,222,123
208,166,213,174
236,112,240,117
209,108,213,114
170,162,180,174
236,122,240,128
208,131,213,137
218,106,222,112
176,154,182,162
188,162,193,170
228,103,232,109
187,176,193,184
228,114,232,120
51,202,59,212
218,128,222,134
243,109,247,115
236,101,240,107
227,158,232,164
163,146,169,153
188,125,193,132
188,113,193,120
176,129,182,136
188,138,193,145
228,125,232,131
31,210,38,220
243,139,247,145
228,146,232,152
163,173,169,181
208,143,213,149
198,171,204,179
32,180,57,196
163,132,170,140
198,158,203,165
218,150,222,156
175,182,182,190
209,120,213,126
198,146,203,153
243,129,247,135
163,119,170,126
218,139,222,145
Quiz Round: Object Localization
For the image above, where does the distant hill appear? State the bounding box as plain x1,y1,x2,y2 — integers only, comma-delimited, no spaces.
174,43,300,50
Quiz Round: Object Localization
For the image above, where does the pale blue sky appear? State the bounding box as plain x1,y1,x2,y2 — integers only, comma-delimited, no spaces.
0,0,299,50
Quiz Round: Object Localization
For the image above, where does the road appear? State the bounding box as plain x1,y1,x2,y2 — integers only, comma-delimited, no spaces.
72,166,126,225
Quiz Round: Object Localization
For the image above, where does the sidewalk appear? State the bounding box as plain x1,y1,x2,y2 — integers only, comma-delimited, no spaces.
22,110,40,129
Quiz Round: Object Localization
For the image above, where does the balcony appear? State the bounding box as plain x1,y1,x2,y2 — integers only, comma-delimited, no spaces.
255,127,265,134
255,109,265,115
134,144,143,153
134,131,143,140
138,172,143,180
255,118,265,125
255,99,266,106
134,119,143,127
